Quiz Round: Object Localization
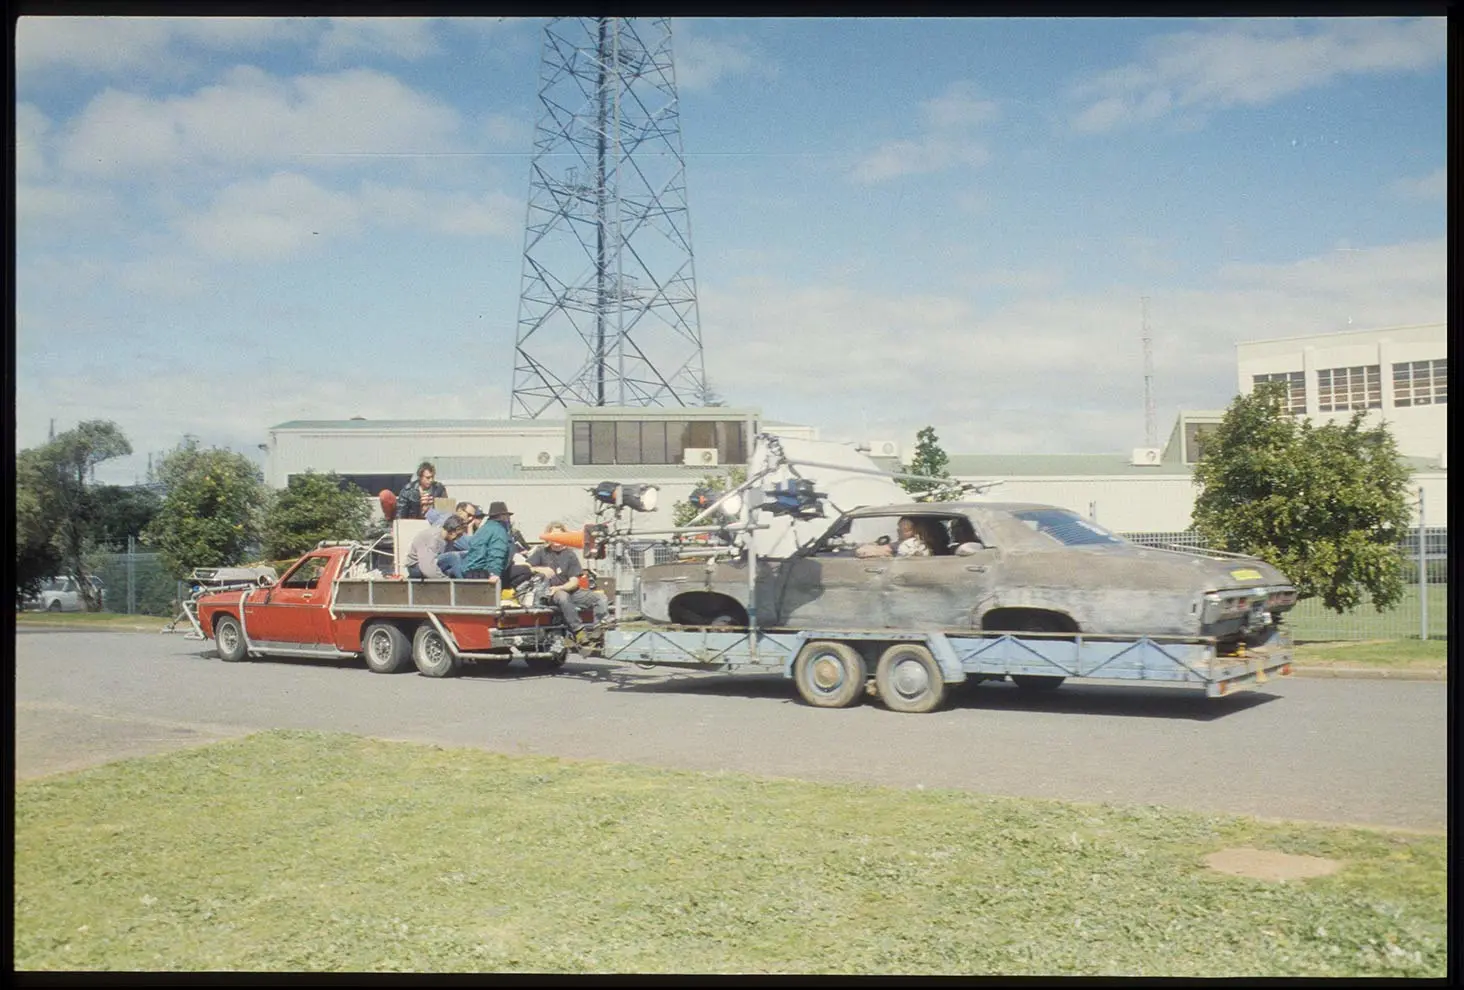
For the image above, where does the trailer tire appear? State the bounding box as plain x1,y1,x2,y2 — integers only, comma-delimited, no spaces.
215,615,248,663
525,654,566,672
793,641,866,709
412,624,459,678
363,622,412,674
875,643,946,713
1011,674,1065,691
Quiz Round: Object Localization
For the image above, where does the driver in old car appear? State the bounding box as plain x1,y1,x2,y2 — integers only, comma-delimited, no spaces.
855,516,931,559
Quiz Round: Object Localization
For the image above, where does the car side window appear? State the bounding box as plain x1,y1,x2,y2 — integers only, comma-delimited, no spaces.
281,556,329,590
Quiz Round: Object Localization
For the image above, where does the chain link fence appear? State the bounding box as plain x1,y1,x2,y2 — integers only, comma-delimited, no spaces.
1119,528,1449,642
83,540,183,618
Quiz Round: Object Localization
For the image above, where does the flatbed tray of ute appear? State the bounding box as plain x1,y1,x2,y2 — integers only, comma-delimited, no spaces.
334,577,506,610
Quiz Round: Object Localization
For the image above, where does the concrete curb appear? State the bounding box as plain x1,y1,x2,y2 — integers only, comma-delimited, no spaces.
1287,666,1447,681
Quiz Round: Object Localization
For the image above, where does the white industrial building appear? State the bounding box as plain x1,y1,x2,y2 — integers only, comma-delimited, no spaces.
259,323,1447,537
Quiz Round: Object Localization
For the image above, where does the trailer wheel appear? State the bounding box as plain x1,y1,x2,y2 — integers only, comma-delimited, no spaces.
525,654,566,672
793,641,866,709
412,624,458,678
1011,675,1065,691
875,643,946,713
363,622,412,674
214,615,248,663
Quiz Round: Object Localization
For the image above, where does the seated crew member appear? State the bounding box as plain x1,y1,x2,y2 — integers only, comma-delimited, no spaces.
855,516,931,559
436,504,483,577
448,501,514,583
395,461,447,521
406,515,464,579
529,521,609,644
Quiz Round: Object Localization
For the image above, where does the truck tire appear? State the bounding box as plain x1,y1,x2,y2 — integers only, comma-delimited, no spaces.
47,600,62,613
792,641,866,709
412,624,459,678
875,643,946,713
363,622,412,674
215,615,249,663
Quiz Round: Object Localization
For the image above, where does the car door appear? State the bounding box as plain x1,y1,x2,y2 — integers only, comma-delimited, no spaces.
242,553,334,646
773,513,897,630
882,514,1001,630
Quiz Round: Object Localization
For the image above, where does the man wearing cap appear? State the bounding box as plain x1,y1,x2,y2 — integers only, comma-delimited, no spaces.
530,521,609,644
405,515,465,579
458,501,514,582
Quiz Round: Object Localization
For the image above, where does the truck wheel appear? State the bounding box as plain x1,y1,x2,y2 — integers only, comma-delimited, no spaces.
47,600,62,613
1011,675,1065,691
875,643,946,713
412,624,458,678
363,622,411,674
793,641,866,709
215,615,248,663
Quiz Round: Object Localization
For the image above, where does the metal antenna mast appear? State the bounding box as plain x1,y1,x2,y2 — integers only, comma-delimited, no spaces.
510,17,706,418
1141,296,1156,448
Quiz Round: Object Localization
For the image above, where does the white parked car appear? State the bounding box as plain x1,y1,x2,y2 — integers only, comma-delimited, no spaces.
26,575,107,612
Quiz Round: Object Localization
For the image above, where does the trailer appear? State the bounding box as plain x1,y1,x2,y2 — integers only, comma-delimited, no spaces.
599,624,1294,712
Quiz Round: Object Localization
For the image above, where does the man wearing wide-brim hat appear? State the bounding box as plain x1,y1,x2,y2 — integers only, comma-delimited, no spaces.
456,501,514,583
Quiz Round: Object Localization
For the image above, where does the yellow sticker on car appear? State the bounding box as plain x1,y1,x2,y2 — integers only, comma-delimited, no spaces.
1230,568,1263,581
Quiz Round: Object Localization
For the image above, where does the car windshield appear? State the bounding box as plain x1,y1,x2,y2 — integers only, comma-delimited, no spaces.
1011,509,1125,547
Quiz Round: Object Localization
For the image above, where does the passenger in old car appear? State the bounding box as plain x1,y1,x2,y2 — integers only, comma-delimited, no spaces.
395,461,448,521
405,515,465,580
855,516,931,558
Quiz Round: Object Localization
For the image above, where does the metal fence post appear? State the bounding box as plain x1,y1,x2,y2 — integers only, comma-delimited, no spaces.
1417,487,1427,641
127,535,136,615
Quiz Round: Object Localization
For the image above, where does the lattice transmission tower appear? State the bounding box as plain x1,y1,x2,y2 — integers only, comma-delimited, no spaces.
509,17,706,419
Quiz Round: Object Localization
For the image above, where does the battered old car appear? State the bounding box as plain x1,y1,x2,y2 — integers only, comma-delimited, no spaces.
638,501,1297,656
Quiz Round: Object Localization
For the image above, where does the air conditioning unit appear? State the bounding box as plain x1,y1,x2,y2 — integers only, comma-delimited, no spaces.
866,440,900,458
521,448,558,469
683,447,719,467
1131,447,1162,466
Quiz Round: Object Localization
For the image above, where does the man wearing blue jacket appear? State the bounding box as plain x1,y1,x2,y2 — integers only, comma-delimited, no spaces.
460,501,514,582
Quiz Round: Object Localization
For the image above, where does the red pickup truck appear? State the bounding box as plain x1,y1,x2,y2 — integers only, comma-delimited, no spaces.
194,542,585,677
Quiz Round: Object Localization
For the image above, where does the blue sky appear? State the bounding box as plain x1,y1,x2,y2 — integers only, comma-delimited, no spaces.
14,16,1447,484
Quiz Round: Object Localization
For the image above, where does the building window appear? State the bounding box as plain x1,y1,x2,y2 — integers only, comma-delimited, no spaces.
1251,371,1306,413
1316,365,1381,412
570,419,749,465
1393,359,1447,407
1183,422,1218,465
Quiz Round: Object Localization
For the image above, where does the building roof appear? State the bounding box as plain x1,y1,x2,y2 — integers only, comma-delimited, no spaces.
430,455,738,482
946,453,1194,477
270,419,562,431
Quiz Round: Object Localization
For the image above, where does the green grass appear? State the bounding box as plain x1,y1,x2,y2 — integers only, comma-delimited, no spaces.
15,611,178,632
1290,639,1448,672
13,731,1447,976
1286,585,1449,642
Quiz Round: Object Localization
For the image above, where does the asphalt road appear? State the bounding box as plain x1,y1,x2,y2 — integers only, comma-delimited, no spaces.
14,629,1448,832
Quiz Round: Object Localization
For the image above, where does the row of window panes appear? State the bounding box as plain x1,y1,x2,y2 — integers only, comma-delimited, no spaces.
1251,372,1306,413
571,420,749,465
1254,360,1447,412
1317,365,1381,412
1393,359,1448,407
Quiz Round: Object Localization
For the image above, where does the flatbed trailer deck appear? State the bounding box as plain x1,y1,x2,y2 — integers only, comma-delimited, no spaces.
600,625,1293,713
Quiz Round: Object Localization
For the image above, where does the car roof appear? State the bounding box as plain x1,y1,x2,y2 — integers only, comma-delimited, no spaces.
843,501,1062,517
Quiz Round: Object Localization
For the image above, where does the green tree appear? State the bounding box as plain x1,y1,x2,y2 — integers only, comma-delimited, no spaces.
144,439,269,578
88,485,163,544
672,467,749,527
14,420,132,610
262,470,372,560
1192,381,1414,613
898,426,958,500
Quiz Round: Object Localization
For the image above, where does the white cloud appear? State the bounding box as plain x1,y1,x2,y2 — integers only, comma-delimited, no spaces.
1070,17,1445,133
700,237,1446,454
178,172,364,260
672,21,776,90
59,66,466,177
1388,167,1446,202
852,81,997,184
15,103,50,178
316,17,441,62
14,15,314,77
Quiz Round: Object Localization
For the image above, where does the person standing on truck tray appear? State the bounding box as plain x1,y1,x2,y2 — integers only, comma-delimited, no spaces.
405,515,465,579
395,462,447,521
529,521,609,645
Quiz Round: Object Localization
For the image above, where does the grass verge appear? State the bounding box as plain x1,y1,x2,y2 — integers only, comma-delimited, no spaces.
1290,639,1447,673
15,611,175,632
14,731,1446,976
